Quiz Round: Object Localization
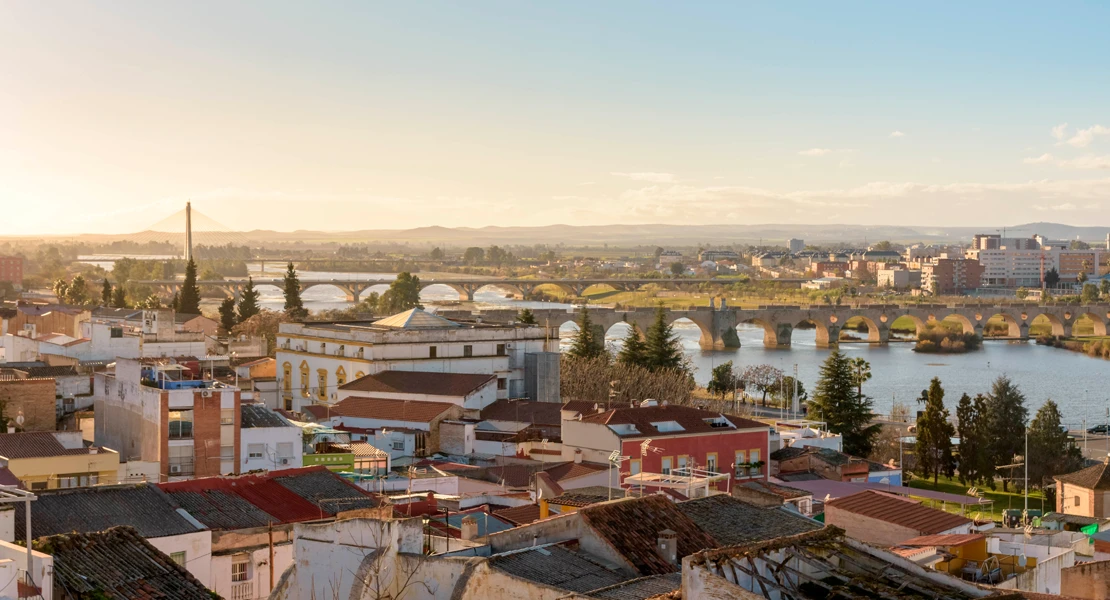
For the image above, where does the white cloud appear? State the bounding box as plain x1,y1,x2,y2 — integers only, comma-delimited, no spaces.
798,148,832,156
1023,153,1054,164
1066,125,1110,148
889,131,905,138
1058,155,1110,170
610,172,677,183
1051,123,1069,141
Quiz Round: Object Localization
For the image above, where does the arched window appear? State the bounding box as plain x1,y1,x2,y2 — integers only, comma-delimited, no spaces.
317,369,328,402
354,371,365,380
282,362,292,396
336,366,347,387
300,361,310,397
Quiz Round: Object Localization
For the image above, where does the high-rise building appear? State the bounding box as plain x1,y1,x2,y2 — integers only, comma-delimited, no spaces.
788,238,805,254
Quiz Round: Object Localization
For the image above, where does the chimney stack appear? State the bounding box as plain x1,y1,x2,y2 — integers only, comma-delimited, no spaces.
574,449,583,464
185,201,193,262
656,529,678,565
460,516,479,541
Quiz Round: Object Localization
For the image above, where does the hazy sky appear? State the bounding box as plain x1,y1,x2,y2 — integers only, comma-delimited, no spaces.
4,2,1110,235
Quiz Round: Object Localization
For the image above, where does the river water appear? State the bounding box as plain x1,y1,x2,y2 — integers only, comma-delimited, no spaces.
81,257,1110,427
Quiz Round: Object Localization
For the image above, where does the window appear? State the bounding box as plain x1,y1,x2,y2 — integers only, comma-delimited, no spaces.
168,410,194,439
497,377,507,390
317,369,328,401
392,440,405,451
661,457,673,475
357,347,364,358
630,459,641,475
677,455,688,471
496,344,506,356
282,362,292,396
336,366,347,387
463,345,473,357
300,361,310,397
277,442,294,460
170,551,186,566
221,408,235,425
168,445,194,476
749,449,761,476
706,453,718,473
30,481,47,491
429,346,437,358
231,555,250,582
1076,495,1082,507
734,451,747,477
221,445,235,461
248,444,265,459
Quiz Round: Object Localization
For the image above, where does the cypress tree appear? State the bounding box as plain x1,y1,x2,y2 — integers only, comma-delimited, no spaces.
283,262,306,319
516,308,537,325
218,297,238,332
985,376,1028,492
111,286,128,308
236,276,261,322
101,279,112,306
643,304,683,371
956,393,990,486
808,350,881,457
616,324,647,367
915,377,956,486
567,307,605,360
177,259,201,315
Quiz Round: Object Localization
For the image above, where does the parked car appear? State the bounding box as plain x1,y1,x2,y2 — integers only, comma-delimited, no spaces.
1088,424,1110,435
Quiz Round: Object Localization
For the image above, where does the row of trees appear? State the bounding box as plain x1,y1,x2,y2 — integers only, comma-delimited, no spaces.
564,305,686,374
915,375,1082,496
706,362,807,407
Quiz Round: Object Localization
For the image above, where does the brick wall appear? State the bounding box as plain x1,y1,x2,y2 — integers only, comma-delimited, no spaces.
192,392,225,478
1061,560,1110,600
0,378,55,431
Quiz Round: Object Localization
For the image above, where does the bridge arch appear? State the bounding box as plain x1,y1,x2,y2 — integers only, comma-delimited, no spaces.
795,318,833,347
357,283,392,299
472,282,527,299
983,312,1023,338
298,282,360,302
739,318,781,348
1029,312,1066,337
843,315,884,344
938,313,976,335
1074,312,1108,337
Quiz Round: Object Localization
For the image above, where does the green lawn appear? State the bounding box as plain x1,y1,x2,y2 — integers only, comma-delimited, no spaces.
907,474,1047,522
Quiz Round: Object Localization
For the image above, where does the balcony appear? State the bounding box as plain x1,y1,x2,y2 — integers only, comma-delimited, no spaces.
230,581,254,600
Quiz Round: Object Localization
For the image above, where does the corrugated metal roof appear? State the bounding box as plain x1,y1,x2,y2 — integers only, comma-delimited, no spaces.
825,490,972,534
15,484,203,541
677,495,823,546
240,403,296,428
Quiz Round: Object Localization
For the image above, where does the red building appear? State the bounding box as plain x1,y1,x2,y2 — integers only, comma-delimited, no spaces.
561,402,770,494
0,255,22,286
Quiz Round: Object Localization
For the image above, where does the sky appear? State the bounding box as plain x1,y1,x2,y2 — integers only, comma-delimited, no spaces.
4,2,1110,235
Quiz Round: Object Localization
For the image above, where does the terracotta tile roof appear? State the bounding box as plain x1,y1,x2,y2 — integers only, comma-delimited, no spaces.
0,432,104,459
340,369,495,397
482,461,608,489
899,533,985,547
481,399,563,425
159,466,382,530
739,480,811,500
334,396,458,423
1054,462,1110,490
493,504,543,526
543,460,608,482
677,495,823,546
579,404,769,438
39,526,213,599
578,495,718,575
549,487,627,508
825,490,972,534
301,404,336,421
16,484,202,541
562,400,605,416
350,442,389,459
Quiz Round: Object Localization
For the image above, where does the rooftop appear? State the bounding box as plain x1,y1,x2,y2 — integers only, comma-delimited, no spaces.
15,483,202,541
481,398,563,425
492,504,543,526
339,369,495,397
549,486,628,508
333,396,458,423
373,307,462,329
240,402,297,428
489,543,628,594
677,495,823,546
39,526,213,600
579,404,768,438
577,495,718,575
0,431,105,460
739,479,812,500
1054,461,1110,490
825,490,972,534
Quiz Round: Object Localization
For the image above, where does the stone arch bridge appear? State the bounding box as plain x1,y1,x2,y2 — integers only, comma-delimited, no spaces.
438,303,1110,350
132,277,790,303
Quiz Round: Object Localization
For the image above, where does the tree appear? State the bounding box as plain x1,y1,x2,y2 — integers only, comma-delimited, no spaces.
915,378,956,486
429,247,445,260
707,361,735,399
1043,267,1060,288
808,350,881,457
516,308,537,324
111,286,128,308
463,247,485,265
178,259,202,315
101,279,112,306
1082,283,1099,304
871,240,894,251
740,364,784,406
380,272,422,314
1016,287,1029,300
282,262,307,319
236,276,261,322
233,310,292,357
52,278,69,301
1028,399,1083,502
985,376,1029,492
218,297,237,332
567,308,606,360
775,375,808,408
1079,271,1089,284
1101,279,1110,298
643,305,684,372
848,357,871,398
653,247,665,262
616,324,647,367
669,262,685,277
561,355,692,406
170,292,180,312
956,393,990,487
139,294,161,309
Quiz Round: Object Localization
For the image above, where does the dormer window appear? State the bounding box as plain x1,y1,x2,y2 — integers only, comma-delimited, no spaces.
651,421,684,433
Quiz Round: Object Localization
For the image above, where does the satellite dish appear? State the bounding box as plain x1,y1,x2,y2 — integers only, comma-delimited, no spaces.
1018,554,1027,568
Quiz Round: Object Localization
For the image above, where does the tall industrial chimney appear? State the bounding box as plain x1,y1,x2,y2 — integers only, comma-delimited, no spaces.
185,201,193,262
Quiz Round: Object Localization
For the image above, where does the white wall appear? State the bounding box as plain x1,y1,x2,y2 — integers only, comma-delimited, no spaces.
240,426,303,472
0,540,52,600
559,420,620,464
0,507,12,543
211,542,293,600
150,531,213,589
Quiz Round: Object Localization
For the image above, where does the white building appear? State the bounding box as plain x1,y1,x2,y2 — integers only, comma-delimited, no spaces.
1,308,207,363
239,403,302,473
276,308,557,412
788,238,805,253
967,238,1103,287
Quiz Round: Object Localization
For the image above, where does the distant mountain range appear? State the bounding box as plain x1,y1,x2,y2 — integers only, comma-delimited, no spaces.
12,221,1110,248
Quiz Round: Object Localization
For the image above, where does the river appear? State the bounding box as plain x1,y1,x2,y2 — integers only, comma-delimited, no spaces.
82,257,1110,428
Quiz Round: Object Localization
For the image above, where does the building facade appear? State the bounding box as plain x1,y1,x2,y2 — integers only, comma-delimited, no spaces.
921,256,984,295
0,256,22,286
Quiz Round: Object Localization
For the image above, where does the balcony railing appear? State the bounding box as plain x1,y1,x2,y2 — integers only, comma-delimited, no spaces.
230,581,254,600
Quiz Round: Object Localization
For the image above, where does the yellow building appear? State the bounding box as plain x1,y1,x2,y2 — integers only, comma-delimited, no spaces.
0,431,119,490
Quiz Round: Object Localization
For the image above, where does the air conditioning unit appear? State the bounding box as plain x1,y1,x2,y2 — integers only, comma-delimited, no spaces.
169,465,182,474
200,390,212,398
280,458,290,465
